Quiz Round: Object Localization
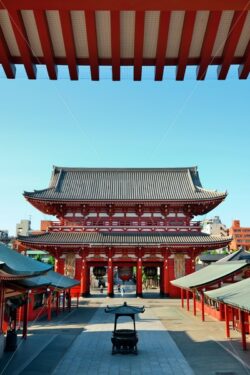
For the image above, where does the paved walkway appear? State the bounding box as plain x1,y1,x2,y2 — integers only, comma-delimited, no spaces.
0,295,249,375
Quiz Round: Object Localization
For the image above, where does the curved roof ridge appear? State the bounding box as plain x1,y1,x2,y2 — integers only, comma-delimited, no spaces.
52,166,198,172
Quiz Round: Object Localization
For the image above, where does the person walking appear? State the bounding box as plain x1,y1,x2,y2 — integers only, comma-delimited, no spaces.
120,285,124,297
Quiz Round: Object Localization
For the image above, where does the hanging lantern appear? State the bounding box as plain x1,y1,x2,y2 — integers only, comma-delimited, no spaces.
144,267,157,279
118,267,133,281
93,266,106,280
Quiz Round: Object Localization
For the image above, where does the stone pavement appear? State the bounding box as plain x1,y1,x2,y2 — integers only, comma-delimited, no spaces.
52,299,194,375
0,295,249,375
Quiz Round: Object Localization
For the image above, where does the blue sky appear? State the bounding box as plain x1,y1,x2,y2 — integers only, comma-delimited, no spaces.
0,65,249,235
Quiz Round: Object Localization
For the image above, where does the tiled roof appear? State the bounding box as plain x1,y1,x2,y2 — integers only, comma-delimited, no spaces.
24,166,226,202
171,261,248,289
18,232,232,247
199,254,227,262
105,302,145,315
205,278,250,312
0,243,51,277
15,270,79,290
216,248,250,262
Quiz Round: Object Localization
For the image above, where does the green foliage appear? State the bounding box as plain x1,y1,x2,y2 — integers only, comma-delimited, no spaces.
47,256,55,266
34,254,42,262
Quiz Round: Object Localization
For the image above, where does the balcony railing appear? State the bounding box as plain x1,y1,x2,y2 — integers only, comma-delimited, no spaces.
48,221,201,233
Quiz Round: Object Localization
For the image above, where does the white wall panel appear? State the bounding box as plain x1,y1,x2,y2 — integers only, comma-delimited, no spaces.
21,10,43,58
95,11,111,58
0,10,20,56
143,11,160,58
46,11,66,58
120,11,135,58
166,11,185,58
71,11,89,58
212,11,234,57
189,11,209,58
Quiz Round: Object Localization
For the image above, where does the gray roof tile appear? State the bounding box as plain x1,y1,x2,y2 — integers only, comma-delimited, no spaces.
24,166,226,202
0,243,51,277
18,232,232,247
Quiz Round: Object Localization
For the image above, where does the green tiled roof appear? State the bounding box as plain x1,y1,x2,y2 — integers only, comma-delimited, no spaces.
205,278,250,312
18,231,232,247
171,261,248,289
15,270,79,290
0,243,51,277
24,166,226,202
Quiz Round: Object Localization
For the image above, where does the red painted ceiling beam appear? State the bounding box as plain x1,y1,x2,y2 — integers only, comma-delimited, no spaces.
59,10,78,80
155,11,170,81
238,40,250,79
1,0,250,12
134,11,145,81
85,10,99,80
8,10,36,79
197,11,222,80
176,11,196,80
218,11,248,80
110,11,120,81
0,26,16,78
34,10,57,80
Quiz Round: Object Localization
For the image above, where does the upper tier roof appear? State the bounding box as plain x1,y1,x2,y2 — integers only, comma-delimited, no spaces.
24,166,226,202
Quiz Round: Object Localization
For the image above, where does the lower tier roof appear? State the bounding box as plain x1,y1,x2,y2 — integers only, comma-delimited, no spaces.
205,278,250,312
0,243,52,278
18,231,232,248
171,261,249,289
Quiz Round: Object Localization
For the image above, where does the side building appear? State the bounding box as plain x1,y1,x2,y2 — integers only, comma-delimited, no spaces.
18,166,231,298
229,220,250,251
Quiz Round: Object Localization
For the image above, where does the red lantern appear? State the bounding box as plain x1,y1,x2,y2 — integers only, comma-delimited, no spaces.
118,267,133,281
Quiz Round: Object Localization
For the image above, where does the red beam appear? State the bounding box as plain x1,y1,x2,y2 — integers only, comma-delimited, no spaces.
155,11,170,81
134,11,145,81
0,26,16,78
111,11,120,80
85,10,99,80
8,10,36,79
197,11,222,80
218,11,248,80
59,10,78,80
176,11,196,80
238,39,250,79
34,10,57,80
1,0,250,12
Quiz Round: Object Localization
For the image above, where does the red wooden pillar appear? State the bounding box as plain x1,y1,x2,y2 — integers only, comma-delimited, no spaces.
81,258,90,297
22,295,28,339
0,283,5,333
225,304,230,338
201,292,205,321
239,309,247,350
181,288,184,308
55,257,65,275
186,290,190,311
63,290,66,312
107,257,114,297
136,257,142,297
160,265,164,296
219,303,224,321
193,291,196,316
163,258,169,296
47,291,52,321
